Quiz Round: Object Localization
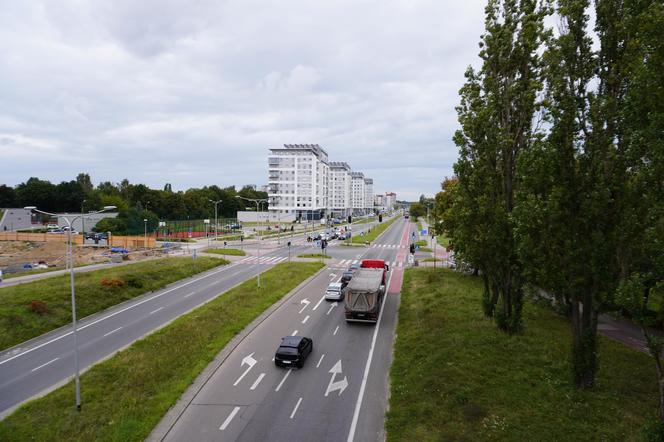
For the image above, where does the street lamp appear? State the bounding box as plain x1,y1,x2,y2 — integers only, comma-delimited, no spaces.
143,219,148,247
24,205,116,412
208,199,222,243
235,195,267,287
81,199,87,236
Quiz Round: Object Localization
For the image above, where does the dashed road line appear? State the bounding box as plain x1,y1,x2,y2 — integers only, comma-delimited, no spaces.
31,357,59,372
290,397,303,419
250,373,266,391
333,325,339,335
149,306,165,315
302,315,310,324
219,406,241,430
103,327,122,337
275,369,292,391
316,354,325,368
312,295,325,311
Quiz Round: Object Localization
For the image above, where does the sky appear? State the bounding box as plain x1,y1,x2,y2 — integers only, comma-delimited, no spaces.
0,0,487,201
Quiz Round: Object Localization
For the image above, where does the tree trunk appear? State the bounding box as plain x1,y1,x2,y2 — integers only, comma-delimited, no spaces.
571,298,597,388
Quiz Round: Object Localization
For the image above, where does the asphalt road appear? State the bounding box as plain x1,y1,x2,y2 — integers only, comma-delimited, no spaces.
155,217,412,442
0,217,393,419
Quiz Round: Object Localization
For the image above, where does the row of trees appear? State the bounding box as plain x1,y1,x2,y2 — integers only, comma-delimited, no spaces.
437,0,663,422
0,174,268,235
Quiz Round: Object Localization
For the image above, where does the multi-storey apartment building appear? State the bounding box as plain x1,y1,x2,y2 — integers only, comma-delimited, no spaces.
364,178,374,214
328,161,352,218
350,172,366,215
267,144,329,221
384,192,397,210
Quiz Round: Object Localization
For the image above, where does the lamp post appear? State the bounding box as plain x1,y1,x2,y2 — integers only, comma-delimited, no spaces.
208,199,222,244
236,196,267,287
24,205,116,412
143,219,148,247
81,199,87,236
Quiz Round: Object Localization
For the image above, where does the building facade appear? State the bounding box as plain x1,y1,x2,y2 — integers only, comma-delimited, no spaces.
328,161,352,218
350,172,366,215
267,144,329,221
385,192,397,210
364,178,374,214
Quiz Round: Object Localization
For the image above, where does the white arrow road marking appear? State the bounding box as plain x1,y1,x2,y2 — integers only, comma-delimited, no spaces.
31,357,59,372
233,353,257,386
250,373,266,391
299,298,311,313
290,397,303,419
325,360,348,396
275,369,292,391
330,273,337,278
333,325,339,335
312,295,325,311
302,315,310,324
326,302,338,315
316,354,325,368
219,406,241,430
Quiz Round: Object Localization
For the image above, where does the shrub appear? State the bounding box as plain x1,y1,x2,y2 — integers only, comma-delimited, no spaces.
125,276,143,288
100,278,125,287
28,300,49,315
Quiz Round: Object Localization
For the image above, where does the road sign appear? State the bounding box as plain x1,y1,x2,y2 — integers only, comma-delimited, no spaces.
420,229,427,235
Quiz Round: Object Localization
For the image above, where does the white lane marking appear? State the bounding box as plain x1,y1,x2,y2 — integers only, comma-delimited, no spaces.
291,330,298,336
31,357,59,372
299,298,311,313
347,248,395,442
0,263,240,367
333,325,339,335
275,369,292,391
149,306,165,315
290,397,303,419
302,315,310,324
352,259,359,264
250,373,266,391
316,353,325,368
233,353,258,386
312,295,325,311
103,327,122,337
184,291,196,298
219,406,241,430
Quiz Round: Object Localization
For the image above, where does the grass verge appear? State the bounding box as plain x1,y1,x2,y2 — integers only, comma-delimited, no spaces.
420,257,440,262
436,234,451,247
0,261,323,441
351,216,398,244
0,257,227,351
419,247,432,252
297,253,331,259
415,239,427,247
386,268,655,441
203,248,246,256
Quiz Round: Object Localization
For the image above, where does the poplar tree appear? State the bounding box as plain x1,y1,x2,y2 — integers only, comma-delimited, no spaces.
452,0,549,332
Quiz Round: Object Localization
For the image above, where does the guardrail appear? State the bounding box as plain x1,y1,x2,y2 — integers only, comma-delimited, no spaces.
0,232,156,248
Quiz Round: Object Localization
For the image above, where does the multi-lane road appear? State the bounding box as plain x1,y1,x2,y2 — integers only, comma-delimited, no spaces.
0,217,414,441
154,218,411,441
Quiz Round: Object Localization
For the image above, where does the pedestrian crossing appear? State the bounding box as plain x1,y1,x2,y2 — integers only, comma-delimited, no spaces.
333,259,405,269
237,256,289,265
368,244,407,249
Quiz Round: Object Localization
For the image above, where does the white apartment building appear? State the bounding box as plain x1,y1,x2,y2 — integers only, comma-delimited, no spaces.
374,194,385,208
329,161,352,218
385,192,397,210
364,178,374,214
267,144,329,221
350,172,366,215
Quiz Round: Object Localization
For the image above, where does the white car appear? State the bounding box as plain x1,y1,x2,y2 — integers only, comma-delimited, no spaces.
325,282,344,301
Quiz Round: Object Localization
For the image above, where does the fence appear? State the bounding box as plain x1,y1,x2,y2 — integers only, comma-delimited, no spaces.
0,232,156,248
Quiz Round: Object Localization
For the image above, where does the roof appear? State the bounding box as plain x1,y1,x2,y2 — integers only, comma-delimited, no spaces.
327,282,343,290
347,268,383,292
280,336,304,348
329,161,351,171
350,171,364,179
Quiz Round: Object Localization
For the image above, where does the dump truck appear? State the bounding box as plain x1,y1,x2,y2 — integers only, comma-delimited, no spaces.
344,259,389,323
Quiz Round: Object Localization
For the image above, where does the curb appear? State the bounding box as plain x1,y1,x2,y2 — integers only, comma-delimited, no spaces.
147,263,328,441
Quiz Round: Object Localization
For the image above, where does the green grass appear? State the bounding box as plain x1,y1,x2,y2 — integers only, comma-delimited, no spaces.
419,247,432,252
415,239,428,247
351,216,398,244
297,253,331,259
202,248,246,256
420,257,440,262
0,262,323,441
386,268,656,441
0,257,227,351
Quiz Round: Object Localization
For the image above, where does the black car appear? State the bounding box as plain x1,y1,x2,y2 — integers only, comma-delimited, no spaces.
274,336,313,368
340,271,354,287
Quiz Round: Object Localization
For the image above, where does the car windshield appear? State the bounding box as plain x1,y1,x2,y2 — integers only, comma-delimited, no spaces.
277,346,298,355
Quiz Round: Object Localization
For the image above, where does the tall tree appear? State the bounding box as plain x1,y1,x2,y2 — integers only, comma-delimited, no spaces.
452,0,549,332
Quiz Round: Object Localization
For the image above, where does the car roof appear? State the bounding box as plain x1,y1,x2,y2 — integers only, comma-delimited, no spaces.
280,336,305,347
327,282,343,289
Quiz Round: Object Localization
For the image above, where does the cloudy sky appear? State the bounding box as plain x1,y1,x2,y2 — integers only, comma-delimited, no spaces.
0,0,486,201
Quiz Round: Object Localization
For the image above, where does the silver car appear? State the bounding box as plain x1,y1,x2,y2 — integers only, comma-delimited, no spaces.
325,282,344,301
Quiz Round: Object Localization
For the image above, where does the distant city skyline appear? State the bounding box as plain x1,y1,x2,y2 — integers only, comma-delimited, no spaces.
0,1,487,200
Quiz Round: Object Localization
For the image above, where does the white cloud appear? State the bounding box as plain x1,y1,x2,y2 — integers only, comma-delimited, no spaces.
0,0,488,200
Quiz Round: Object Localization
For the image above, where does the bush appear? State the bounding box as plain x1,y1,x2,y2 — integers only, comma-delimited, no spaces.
28,300,49,315
124,276,143,288
100,278,125,287
643,418,664,442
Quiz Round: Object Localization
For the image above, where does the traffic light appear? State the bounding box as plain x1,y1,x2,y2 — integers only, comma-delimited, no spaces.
348,215,352,224
378,215,383,222
287,241,291,247
409,243,415,254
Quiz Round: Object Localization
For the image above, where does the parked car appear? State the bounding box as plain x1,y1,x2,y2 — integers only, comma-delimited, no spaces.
338,233,346,240
274,336,313,368
340,271,354,287
325,282,344,301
